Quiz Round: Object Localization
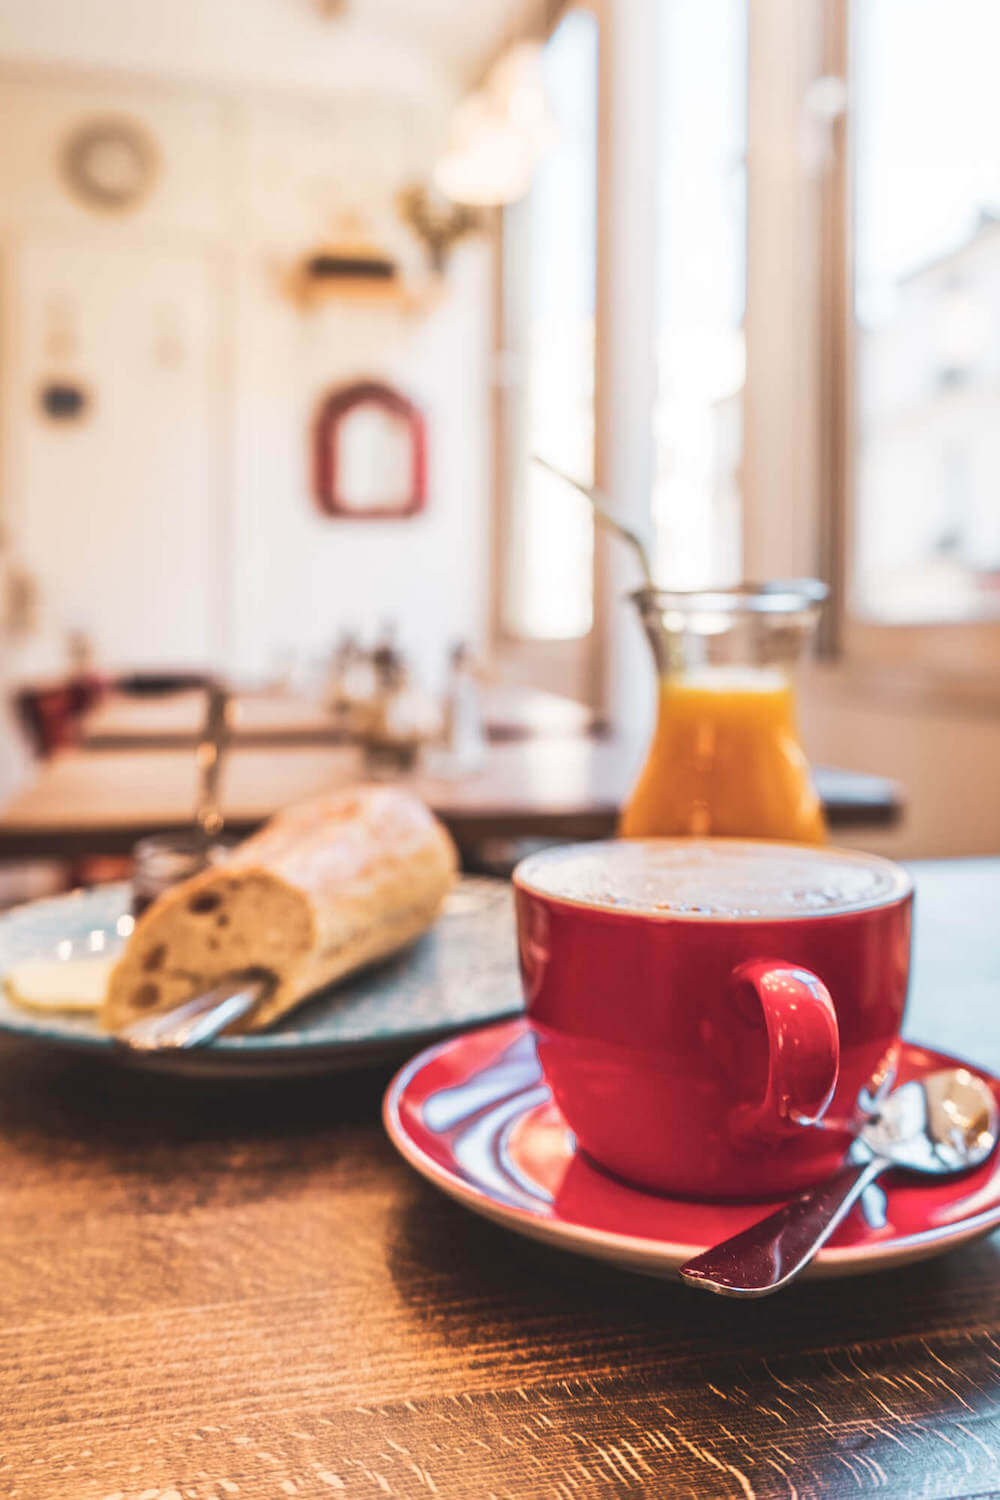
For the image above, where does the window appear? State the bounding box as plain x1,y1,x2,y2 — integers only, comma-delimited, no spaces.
497,0,998,703
852,0,1000,626
501,8,598,643
498,0,748,670
653,0,747,589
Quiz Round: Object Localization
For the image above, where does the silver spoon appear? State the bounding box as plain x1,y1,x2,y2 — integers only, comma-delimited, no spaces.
679,1068,999,1298
117,970,271,1051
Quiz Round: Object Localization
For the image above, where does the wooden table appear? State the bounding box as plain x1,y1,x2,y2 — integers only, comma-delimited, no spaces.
0,739,902,858
2,857,998,1498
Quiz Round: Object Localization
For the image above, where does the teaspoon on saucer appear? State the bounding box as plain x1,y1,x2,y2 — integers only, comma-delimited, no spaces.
679,1067,999,1298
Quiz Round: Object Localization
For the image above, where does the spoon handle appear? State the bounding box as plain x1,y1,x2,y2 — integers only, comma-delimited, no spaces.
679,1156,887,1297
116,972,268,1051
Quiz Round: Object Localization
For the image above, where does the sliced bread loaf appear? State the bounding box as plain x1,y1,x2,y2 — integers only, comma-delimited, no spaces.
102,784,458,1033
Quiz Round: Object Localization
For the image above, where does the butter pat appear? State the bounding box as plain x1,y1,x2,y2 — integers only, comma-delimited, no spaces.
5,955,114,1012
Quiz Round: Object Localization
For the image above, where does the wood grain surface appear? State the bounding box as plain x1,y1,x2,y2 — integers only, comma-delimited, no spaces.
2,858,996,1500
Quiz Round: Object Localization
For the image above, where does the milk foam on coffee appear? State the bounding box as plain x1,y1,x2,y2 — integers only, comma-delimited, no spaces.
518,840,907,918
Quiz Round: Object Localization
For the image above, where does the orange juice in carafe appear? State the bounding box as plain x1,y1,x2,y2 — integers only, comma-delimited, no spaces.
620,584,827,843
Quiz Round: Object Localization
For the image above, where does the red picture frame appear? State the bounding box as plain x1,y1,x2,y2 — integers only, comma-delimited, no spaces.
313,380,427,519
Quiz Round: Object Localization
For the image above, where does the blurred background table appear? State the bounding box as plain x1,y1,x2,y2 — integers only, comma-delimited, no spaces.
0,736,903,862
1,857,997,1500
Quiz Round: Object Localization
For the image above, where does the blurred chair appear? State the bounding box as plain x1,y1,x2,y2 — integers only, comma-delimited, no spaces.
15,684,85,758
16,669,215,758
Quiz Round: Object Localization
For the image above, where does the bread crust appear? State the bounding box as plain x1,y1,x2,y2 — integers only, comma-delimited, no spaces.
102,785,458,1033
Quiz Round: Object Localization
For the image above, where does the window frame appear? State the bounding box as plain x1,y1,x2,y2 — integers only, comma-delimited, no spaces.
488,0,602,706
819,0,1000,697
495,0,1000,722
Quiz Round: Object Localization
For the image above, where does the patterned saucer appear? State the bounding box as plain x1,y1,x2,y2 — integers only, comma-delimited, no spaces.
384,1019,1000,1280
0,878,520,1076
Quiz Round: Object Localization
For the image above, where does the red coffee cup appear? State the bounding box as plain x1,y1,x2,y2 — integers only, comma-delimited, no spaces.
513,839,913,1200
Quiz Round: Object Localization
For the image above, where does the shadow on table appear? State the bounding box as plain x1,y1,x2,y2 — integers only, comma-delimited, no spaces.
0,1035,394,1127
0,1035,397,1209
385,1170,1000,1367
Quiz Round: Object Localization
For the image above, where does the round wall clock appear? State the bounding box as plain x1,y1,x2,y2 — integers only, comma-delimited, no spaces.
60,117,159,213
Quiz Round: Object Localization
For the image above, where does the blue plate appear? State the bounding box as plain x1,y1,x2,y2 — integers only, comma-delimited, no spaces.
0,878,522,1076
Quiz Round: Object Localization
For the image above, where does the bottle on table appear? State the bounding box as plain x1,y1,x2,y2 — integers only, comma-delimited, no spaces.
365,623,420,773
325,632,360,719
439,641,485,775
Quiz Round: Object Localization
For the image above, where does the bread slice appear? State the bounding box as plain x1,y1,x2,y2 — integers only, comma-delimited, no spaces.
102,785,458,1033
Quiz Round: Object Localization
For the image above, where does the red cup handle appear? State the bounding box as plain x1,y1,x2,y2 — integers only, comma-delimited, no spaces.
730,958,840,1144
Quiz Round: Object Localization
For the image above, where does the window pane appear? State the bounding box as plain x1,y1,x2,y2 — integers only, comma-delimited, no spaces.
653,0,747,588
503,8,597,641
854,0,1000,623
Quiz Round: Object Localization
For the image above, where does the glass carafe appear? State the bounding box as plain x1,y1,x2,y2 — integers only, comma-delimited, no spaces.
620,581,828,843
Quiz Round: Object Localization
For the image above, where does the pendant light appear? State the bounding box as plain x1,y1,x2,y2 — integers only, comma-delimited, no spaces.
433,3,558,208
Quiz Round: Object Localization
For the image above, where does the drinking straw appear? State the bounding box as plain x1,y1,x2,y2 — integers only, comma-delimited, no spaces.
532,455,656,587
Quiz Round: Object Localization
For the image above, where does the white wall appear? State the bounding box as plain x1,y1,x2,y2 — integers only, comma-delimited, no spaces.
9,238,224,667
0,67,493,690
229,237,491,683
0,0,449,107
